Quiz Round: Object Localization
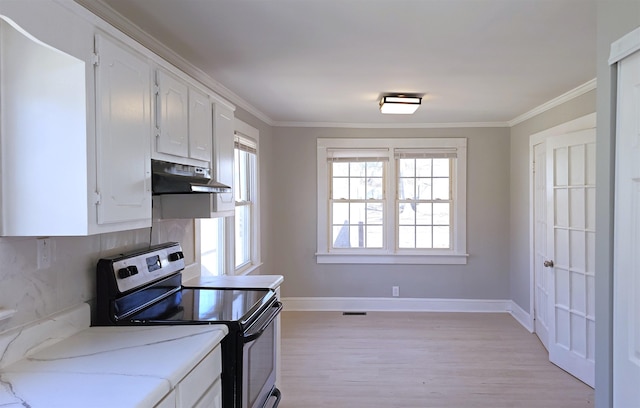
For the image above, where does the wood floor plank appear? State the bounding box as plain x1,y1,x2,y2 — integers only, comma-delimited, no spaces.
279,311,594,408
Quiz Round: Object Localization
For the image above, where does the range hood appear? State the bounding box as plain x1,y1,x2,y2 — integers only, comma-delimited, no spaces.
151,159,231,195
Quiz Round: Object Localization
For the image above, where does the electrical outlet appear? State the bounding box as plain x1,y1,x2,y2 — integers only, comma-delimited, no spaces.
37,238,52,269
392,286,399,297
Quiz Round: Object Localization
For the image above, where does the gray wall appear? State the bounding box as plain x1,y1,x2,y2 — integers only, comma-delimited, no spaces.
595,1,640,407
269,126,511,300
509,90,596,312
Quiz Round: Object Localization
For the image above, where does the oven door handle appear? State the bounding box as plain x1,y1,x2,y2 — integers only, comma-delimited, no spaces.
243,301,282,343
261,387,281,408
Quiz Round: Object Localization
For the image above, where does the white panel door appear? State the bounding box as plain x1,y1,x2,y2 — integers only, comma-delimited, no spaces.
533,142,550,350
546,129,596,387
613,49,640,407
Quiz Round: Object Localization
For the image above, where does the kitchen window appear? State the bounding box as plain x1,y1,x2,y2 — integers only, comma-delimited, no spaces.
317,138,468,264
234,132,259,273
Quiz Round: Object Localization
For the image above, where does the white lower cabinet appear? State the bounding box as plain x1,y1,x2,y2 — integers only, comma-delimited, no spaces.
194,378,222,408
155,344,222,408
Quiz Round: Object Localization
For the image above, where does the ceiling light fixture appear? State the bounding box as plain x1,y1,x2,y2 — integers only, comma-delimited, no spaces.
379,95,422,114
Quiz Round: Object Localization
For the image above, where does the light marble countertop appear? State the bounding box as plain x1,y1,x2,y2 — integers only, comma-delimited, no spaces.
0,305,227,408
183,274,283,290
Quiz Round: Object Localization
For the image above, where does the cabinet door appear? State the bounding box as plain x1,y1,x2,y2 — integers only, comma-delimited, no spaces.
95,34,152,225
189,87,212,162
212,103,235,214
157,69,189,158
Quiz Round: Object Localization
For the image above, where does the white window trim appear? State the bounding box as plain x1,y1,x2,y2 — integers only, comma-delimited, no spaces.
233,119,262,275
316,137,468,265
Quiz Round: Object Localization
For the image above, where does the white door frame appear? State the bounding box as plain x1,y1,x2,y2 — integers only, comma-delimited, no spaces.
529,113,597,337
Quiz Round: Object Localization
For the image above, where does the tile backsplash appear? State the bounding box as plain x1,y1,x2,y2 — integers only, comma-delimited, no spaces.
0,219,196,334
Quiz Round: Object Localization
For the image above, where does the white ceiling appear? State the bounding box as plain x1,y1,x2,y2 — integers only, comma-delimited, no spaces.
97,0,596,126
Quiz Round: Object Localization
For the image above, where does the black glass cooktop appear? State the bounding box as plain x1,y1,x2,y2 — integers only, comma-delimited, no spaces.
123,287,274,326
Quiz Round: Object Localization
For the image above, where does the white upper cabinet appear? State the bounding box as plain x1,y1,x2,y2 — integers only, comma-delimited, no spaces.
154,69,213,165
156,69,189,158
94,33,152,226
189,87,213,162
212,101,236,215
0,2,153,236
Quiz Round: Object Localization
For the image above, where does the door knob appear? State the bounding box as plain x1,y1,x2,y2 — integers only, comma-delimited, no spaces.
543,260,554,268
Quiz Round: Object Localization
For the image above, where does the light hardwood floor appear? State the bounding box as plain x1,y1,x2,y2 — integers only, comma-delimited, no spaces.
279,311,594,408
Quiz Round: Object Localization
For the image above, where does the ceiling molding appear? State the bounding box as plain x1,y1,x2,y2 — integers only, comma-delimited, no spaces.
507,78,597,127
74,0,275,126
271,121,510,129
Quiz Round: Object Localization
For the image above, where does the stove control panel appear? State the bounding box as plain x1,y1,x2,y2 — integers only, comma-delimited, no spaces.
99,242,185,294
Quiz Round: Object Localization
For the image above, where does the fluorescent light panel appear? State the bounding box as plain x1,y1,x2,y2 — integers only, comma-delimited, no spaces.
379,96,422,114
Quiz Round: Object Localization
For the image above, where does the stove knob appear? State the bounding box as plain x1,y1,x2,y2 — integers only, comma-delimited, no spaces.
127,265,139,276
117,267,131,279
168,251,184,262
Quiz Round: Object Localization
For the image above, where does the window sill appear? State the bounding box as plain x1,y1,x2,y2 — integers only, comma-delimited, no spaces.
315,252,468,265
234,261,264,276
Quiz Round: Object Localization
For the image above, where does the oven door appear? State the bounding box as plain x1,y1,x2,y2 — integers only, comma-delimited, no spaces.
242,299,282,408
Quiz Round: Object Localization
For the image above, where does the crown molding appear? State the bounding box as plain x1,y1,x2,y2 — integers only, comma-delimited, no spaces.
74,0,274,126
507,78,597,127
272,121,510,129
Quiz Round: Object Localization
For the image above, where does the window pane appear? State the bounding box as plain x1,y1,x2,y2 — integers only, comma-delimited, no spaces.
333,224,350,248
399,178,415,199
367,203,383,225
333,162,349,177
415,159,432,177
332,178,349,199
416,226,433,249
332,202,349,224
235,205,251,267
350,177,366,199
415,203,432,225
368,177,383,199
399,226,415,248
433,226,450,248
367,161,383,177
433,202,450,225
366,225,383,248
350,203,366,225
433,159,449,177
350,162,365,177
399,159,415,177
350,223,365,248
416,178,432,200
398,202,415,225
433,178,450,200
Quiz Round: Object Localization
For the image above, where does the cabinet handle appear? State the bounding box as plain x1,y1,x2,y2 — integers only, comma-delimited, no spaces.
543,260,554,268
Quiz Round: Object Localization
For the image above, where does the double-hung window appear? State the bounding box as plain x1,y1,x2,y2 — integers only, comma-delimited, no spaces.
235,133,258,272
317,138,467,264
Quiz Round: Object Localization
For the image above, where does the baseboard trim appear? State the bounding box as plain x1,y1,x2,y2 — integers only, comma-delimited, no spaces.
281,297,533,331
508,300,533,333
282,297,512,313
